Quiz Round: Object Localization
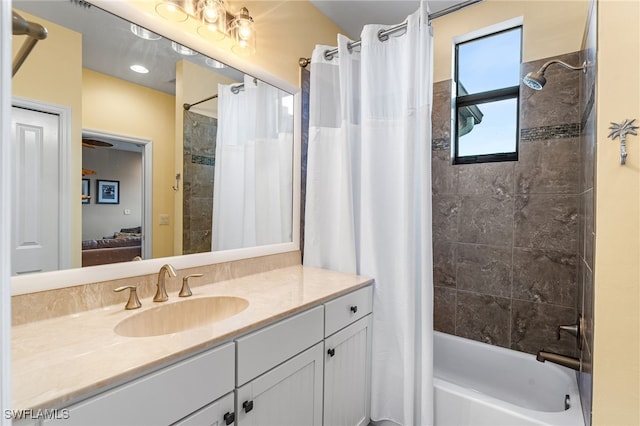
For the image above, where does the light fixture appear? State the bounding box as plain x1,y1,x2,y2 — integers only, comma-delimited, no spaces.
155,0,257,56
155,0,189,22
130,64,149,74
205,58,226,69
130,24,161,40
231,7,256,56
171,41,198,56
197,0,227,41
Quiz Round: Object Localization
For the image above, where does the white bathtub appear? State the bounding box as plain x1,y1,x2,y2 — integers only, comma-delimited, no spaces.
434,331,584,426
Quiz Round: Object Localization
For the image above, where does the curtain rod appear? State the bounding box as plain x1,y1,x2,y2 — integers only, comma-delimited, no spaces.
183,82,249,110
316,0,484,62
183,94,218,111
12,11,48,77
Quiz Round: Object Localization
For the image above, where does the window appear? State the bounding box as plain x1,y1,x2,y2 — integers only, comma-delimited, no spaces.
454,27,522,164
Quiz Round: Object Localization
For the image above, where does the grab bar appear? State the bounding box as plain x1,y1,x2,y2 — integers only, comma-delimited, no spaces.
12,11,48,77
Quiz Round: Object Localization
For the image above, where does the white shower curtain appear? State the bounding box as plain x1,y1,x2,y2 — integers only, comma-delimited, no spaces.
304,5,434,426
213,78,293,251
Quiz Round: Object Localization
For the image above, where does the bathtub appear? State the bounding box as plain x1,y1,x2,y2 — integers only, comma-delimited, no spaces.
434,331,584,426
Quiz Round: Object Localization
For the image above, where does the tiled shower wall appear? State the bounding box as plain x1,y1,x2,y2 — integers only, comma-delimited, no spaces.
577,0,596,422
183,110,217,254
432,51,584,357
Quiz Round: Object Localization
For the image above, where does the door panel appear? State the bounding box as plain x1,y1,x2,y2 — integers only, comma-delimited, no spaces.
11,106,60,274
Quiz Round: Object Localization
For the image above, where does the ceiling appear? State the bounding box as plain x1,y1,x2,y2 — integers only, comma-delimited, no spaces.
310,0,470,39
13,0,244,95
12,0,469,96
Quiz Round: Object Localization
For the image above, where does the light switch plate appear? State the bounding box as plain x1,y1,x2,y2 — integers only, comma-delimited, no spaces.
159,214,170,225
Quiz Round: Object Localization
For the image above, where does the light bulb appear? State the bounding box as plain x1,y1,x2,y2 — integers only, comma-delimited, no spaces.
238,23,252,40
204,7,218,21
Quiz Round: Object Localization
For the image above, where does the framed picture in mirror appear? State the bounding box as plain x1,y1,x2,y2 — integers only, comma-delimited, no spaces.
82,179,90,204
97,180,120,204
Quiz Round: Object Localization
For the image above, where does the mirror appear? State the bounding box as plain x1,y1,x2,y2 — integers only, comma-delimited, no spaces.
11,0,297,284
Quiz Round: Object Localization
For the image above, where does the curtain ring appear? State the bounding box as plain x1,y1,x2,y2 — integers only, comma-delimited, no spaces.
323,49,335,61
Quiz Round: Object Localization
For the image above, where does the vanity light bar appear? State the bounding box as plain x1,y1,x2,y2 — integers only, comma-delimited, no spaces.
155,0,256,55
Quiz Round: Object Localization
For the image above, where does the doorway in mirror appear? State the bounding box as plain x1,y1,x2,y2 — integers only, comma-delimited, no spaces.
81,129,151,266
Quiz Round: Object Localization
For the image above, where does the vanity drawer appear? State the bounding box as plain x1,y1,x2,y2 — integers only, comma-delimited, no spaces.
44,342,235,426
324,285,373,337
236,305,324,386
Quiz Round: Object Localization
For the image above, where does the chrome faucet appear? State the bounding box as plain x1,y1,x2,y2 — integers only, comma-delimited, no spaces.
536,351,581,371
154,264,177,302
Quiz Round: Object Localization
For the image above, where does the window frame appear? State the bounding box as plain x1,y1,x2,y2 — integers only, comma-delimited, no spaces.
453,26,523,165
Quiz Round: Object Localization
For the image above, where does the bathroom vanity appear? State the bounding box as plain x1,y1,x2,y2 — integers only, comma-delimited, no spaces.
12,266,372,426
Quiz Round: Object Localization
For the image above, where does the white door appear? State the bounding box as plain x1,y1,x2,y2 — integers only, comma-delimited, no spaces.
11,106,60,275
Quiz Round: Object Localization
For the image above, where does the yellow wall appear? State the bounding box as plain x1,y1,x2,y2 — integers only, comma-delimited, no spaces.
431,0,589,82
82,69,176,258
241,0,345,85
592,1,640,424
12,10,83,268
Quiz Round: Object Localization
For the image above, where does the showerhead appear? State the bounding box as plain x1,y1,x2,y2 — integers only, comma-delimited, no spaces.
523,71,547,90
522,60,588,91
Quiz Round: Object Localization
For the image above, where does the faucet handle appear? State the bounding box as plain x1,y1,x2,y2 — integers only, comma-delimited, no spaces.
179,273,203,297
557,323,580,340
114,286,142,310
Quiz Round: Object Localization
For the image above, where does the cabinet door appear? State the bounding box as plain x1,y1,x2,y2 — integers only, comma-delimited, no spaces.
324,315,372,426
172,392,235,426
236,342,324,426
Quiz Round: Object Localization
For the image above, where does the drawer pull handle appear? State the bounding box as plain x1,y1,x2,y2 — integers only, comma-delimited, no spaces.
327,348,336,357
224,412,235,425
350,305,358,314
243,400,254,413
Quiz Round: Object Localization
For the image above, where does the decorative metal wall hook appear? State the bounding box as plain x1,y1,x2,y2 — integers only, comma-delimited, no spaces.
608,119,638,165
172,173,181,191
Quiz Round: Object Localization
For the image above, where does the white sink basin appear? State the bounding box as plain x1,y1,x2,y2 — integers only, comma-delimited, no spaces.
115,296,249,337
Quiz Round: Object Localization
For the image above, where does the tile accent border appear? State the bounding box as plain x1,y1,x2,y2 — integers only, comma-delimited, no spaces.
520,123,581,142
191,154,215,167
432,138,450,151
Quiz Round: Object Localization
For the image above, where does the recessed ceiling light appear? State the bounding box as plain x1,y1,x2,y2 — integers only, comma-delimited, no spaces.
205,58,226,69
130,64,149,74
130,24,161,41
171,42,198,56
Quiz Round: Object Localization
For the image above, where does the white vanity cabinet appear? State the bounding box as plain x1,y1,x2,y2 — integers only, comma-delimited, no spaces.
37,284,373,426
235,306,324,426
323,286,373,426
42,342,235,426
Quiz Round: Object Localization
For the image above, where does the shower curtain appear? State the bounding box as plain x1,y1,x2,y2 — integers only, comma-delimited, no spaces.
304,6,434,426
212,78,293,251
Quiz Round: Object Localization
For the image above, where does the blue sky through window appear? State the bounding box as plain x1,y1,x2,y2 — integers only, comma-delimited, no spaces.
458,98,518,156
456,27,521,159
457,28,522,95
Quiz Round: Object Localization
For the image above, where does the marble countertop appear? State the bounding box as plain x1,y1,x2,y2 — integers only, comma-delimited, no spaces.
12,265,372,410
